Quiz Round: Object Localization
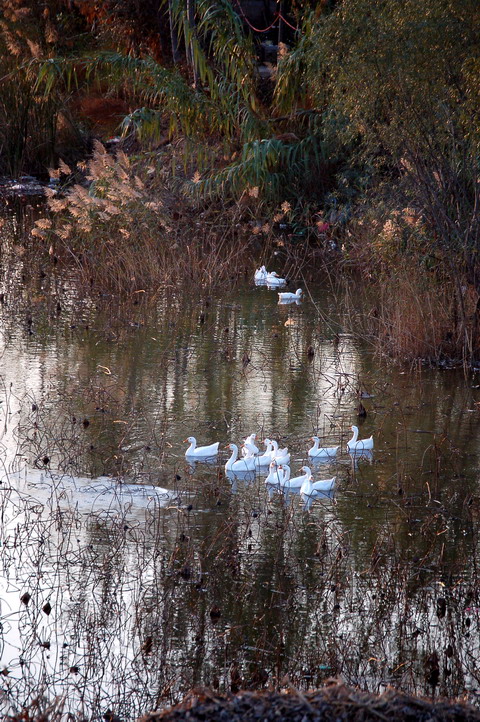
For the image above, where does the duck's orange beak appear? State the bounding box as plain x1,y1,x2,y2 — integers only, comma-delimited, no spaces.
224,444,230,449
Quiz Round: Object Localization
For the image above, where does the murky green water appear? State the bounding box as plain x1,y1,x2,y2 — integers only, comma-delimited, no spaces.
1,270,480,718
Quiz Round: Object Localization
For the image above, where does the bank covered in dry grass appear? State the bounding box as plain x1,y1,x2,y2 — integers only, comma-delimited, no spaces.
1,0,479,365
23,135,480,368
143,682,480,721
26,139,313,296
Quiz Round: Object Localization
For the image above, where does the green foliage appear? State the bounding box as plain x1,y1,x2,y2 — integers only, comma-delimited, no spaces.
279,0,480,252
175,0,258,104
35,52,217,138
191,135,327,201
274,12,324,116
34,0,268,146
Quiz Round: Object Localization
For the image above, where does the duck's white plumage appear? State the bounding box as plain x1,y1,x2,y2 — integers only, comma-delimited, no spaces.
254,265,268,282
270,439,290,466
256,439,274,466
280,465,309,490
300,468,336,498
185,436,220,458
279,465,290,485
225,443,256,472
266,272,287,287
308,436,339,459
278,289,302,302
242,433,259,457
243,442,258,459
264,461,283,486
347,425,374,451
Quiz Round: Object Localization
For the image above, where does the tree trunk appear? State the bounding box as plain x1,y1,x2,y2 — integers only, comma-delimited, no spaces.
168,0,181,64
278,0,285,45
186,0,199,87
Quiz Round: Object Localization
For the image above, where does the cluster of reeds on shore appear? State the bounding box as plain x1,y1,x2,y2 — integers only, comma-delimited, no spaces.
338,207,480,367
24,142,320,299
4,135,480,366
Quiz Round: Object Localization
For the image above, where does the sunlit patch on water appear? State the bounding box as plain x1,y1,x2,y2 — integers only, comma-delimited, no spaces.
4,468,172,513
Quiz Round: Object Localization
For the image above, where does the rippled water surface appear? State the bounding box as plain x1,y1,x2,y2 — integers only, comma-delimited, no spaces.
1,272,480,718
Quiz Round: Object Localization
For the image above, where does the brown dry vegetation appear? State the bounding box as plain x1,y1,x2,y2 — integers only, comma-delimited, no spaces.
9,683,480,721
26,141,326,296
11,686,480,721
340,210,479,365
140,683,480,722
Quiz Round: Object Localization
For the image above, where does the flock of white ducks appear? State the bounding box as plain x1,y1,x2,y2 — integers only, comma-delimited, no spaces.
254,266,302,304
184,426,374,504
185,268,375,503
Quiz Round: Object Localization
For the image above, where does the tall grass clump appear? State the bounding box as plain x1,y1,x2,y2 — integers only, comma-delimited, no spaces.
31,142,282,294
342,208,463,363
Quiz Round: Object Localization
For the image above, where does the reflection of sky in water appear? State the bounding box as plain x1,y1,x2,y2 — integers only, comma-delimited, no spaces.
0,277,480,715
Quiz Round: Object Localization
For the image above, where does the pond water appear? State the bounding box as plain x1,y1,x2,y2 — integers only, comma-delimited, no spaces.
1,266,480,719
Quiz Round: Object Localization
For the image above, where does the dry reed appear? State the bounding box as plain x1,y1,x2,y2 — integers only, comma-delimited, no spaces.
28,142,320,297
341,209,479,364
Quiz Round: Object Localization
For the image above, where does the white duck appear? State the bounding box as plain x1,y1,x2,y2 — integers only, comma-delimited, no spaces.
266,272,287,287
254,265,268,282
185,436,220,458
225,443,256,472
308,436,339,459
280,465,309,490
278,289,302,302
242,433,259,457
347,425,374,452
243,442,258,460
279,465,290,485
300,468,336,499
264,461,283,487
254,439,274,467
270,439,290,466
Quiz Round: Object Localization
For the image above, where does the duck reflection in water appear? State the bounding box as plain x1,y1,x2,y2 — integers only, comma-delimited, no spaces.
349,449,374,472
302,489,335,511
186,455,219,473
225,469,256,490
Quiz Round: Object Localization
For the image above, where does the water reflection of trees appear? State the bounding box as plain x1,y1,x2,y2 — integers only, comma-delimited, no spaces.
5,288,362,478
2,289,480,715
